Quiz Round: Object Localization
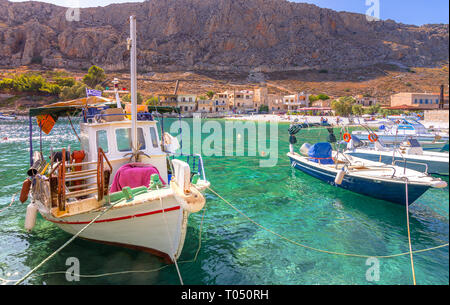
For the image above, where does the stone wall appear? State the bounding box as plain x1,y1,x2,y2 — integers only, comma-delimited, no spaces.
424,110,449,122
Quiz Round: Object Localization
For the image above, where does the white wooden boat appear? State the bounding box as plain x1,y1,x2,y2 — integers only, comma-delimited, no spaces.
21,16,210,263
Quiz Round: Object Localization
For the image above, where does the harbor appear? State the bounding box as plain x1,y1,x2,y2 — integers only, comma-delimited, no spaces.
0,115,448,285
0,4,448,288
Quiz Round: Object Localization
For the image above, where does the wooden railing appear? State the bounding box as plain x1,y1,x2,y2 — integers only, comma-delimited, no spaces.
53,148,112,211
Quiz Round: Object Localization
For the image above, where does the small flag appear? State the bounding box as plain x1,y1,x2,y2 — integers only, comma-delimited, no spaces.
86,88,102,97
36,114,56,134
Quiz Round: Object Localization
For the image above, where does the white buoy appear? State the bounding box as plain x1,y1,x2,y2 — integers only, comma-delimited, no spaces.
25,202,38,231
334,168,346,185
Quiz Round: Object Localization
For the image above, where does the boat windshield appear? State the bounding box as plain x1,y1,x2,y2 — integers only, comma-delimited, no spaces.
115,128,146,151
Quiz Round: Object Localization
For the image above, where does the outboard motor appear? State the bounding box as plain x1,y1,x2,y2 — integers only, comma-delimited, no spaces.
346,134,364,150
326,128,336,144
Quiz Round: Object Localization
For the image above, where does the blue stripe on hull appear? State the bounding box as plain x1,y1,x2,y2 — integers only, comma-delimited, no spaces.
347,152,449,176
289,157,430,205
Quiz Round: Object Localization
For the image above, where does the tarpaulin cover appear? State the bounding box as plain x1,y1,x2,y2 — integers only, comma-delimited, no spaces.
308,142,334,164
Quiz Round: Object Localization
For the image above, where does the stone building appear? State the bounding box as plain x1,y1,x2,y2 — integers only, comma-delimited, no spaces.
390,92,448,110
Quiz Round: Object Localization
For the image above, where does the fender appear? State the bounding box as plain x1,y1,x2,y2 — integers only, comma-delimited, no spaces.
170,180,205,213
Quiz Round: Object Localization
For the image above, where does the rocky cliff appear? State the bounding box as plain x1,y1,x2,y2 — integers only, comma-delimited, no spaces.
0,0,448,72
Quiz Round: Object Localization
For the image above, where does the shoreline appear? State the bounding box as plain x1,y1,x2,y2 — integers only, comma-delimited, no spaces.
3,113,448,130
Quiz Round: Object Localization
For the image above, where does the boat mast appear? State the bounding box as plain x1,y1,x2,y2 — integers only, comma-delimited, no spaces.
129,15,138,152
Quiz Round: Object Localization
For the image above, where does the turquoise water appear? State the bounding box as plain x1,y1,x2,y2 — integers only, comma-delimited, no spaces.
0,117,448,285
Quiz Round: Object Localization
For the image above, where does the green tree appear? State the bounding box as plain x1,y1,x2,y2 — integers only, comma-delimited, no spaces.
145,96,159,106
82,65,106,88
206,91,215,99
352,104,364,115
331,96,355,116
309,95,319,102
364,104,381,115
258,105,269,113
59,82,88,100
317,94,330,100
122,92,144,104
54,77,75,87
0,73,60,95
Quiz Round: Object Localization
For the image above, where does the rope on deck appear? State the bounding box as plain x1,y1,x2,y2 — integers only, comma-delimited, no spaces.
206,186,448,260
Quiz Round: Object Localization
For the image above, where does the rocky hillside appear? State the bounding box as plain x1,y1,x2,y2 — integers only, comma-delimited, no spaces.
0,0,448,73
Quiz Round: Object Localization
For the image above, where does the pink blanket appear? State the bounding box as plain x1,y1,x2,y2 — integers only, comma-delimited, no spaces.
110,163,166,193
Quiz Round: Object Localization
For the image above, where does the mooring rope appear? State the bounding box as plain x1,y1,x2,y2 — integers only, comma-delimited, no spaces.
14,198,119,285
403,178,416,285
67,113,81,143
0,191,19,214
1,200,208,285
157,185,184,285
206,186,449,260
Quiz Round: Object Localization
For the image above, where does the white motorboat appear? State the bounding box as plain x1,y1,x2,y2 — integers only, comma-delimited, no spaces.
352,119,449,151
345,137,449,176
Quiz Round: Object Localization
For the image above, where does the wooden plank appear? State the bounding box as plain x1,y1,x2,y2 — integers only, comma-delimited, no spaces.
66,187,98,198
65,169,97,178
67,182,97,190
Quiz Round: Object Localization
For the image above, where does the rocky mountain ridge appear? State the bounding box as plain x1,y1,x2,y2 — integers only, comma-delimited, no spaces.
0,0,448,72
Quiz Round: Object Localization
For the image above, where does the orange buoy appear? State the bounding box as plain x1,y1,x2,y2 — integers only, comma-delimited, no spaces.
368,133,379,143
343,133,352,143
20,179,31,203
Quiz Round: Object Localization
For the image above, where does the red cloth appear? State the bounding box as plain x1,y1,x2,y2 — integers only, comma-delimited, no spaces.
110,163,165,193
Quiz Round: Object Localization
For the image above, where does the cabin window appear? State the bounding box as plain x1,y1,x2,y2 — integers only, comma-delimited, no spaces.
96,130,109,153
115,128,146,152
149,127,159,148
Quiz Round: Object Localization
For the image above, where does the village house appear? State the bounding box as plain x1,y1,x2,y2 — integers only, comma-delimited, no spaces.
177,94,197,113
158,94,178,107
354,95,378,107
390,92,449,110
283,92,309,111
215,91,233,111
268,95,285,113
197,99,214,113
311,99,332,108
230,90,255,113
253,87,269,111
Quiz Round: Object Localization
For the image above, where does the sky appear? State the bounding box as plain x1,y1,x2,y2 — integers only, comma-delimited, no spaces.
8,0,450,26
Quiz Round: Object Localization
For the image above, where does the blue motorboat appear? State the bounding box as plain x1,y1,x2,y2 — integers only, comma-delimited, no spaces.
287,126,447,205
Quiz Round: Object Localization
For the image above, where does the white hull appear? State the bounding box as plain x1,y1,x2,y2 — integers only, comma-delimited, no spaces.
352,131,448,150
346,149,449,175
36,192,190,262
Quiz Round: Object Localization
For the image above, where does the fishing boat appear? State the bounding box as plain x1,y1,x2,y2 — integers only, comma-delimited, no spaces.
352,119,449,151
0,112,17,120
20,16,210,263
345,136,449,176
287,125,447,205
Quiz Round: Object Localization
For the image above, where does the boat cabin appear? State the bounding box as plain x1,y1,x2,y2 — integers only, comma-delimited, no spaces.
79,119,169,183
